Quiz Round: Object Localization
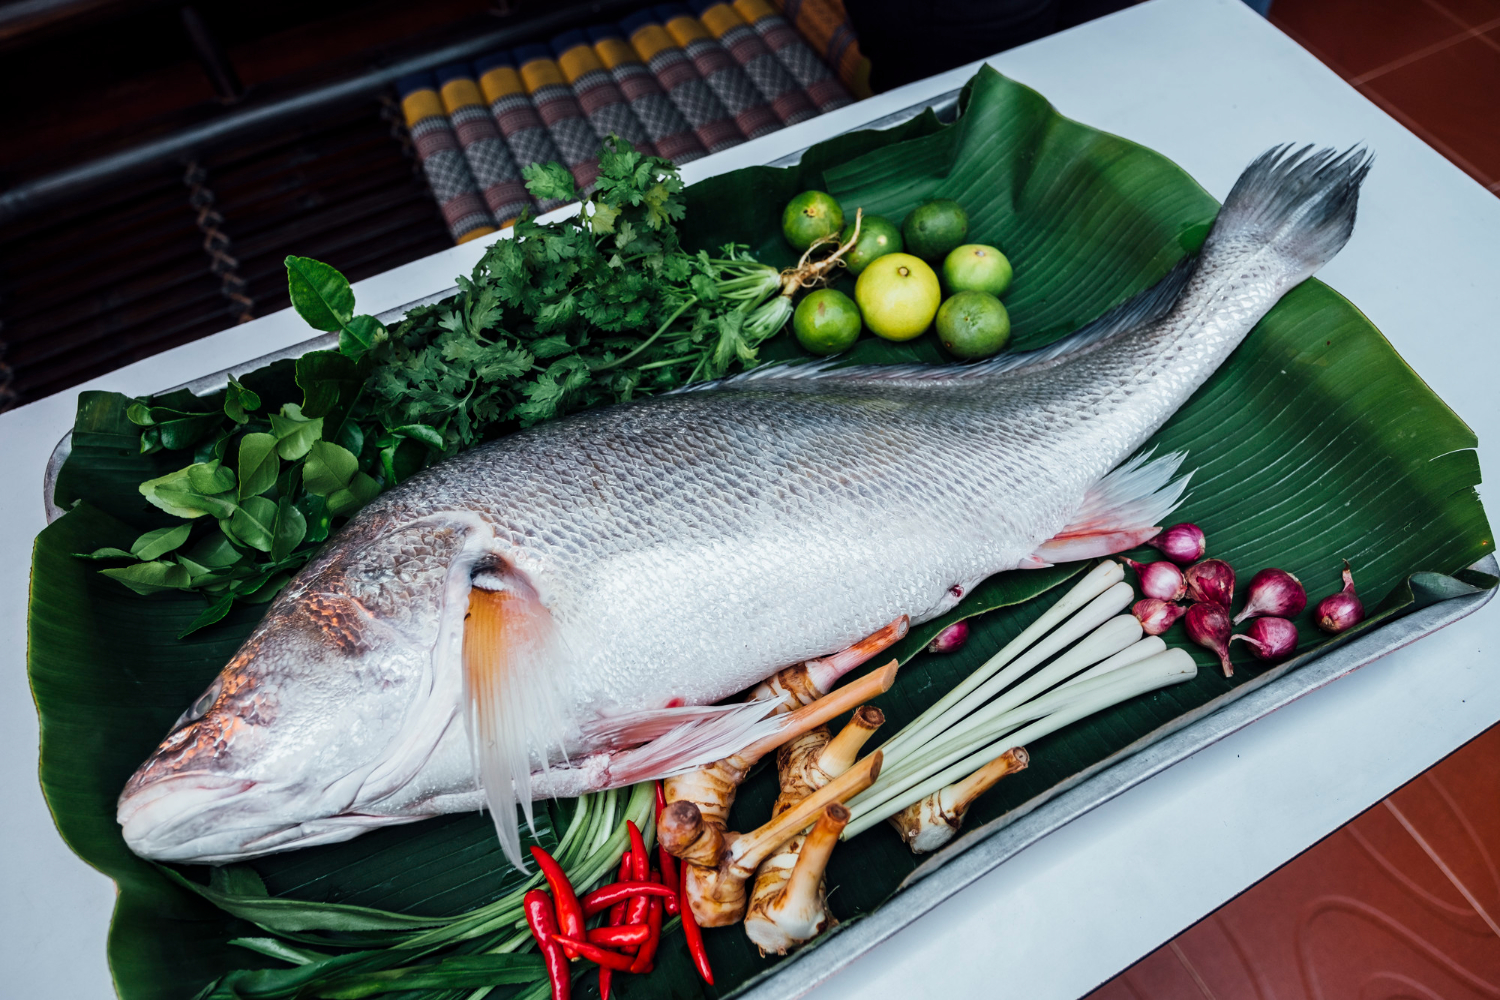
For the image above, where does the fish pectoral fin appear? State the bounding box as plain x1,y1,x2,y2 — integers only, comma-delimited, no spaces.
589,700,784,787
464,578,572,871
1030,450,1192,564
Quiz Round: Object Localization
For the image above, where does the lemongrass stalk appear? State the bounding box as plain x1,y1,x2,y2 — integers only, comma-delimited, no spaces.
848,649,1191,822
879,579,1134,768
1056,635,1166,693
860,616,1141,796
843,650,1197,837
907,614,1142,766
878,561,1124,764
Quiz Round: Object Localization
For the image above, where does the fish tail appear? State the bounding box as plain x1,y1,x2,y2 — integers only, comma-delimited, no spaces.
1206,144,1372,279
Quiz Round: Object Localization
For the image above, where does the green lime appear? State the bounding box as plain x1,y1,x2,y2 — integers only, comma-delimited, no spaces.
855,253,941,342
793,289,862,356
782,191,845,251
902,199,969,261
839,214,902,275
936,290,1010,360
943,244,1012,296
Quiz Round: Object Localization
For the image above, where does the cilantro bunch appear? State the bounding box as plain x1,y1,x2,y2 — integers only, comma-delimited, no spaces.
89,140,792,632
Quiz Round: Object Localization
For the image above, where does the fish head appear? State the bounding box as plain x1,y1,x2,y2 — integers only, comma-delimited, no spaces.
117,515,482,863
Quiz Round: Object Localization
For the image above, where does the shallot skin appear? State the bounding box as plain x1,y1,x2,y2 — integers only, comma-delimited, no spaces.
1122,558,1187,602
1185,559,1236,608
1149,523,1207,565
1316,560,1365,633
1133,598,1187,636
1233,568,1307,624
1231,616,1299,661
1185,601,1234,677
926,621,971,654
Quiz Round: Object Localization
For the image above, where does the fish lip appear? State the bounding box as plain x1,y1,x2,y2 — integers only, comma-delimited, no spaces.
116,771,263,861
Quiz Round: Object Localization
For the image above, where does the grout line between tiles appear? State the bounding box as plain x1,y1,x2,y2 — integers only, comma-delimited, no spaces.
1352,83,1495,188
1383,798,1500,940
1350,15,1500,85
1168,941,1220,1000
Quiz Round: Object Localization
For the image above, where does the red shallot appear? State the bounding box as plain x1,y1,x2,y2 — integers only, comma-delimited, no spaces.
1185,559,1235,608
1133,598,1187,636
1121,557,1187,602
1149,522,1207,565
1233,568,1306,624
1185,601,1234,676
926,621,970,654
1230,616,1299,661
1316,560,1365,633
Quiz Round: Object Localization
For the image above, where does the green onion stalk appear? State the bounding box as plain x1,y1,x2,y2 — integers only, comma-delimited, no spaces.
191,784,657,999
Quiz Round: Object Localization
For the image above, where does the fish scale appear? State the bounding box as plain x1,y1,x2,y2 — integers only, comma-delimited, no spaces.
117,146,1370,867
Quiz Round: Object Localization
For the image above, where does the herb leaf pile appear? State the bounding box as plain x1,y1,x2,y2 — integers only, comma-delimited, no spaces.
87,141,791,632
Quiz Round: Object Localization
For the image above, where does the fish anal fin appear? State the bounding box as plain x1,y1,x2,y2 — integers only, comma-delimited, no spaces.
1029,450,1192,565
1032,528,1162,563
463,577,570,870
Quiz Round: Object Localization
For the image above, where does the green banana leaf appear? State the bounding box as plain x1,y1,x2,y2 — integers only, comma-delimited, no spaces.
28,65,1491,1000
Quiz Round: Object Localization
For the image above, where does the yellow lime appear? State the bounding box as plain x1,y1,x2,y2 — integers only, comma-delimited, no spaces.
936,290,1010,360
838,214,902,275
782,190,845,251
943,244,1012,296
793,289,862,356
855,253,941,342
902,199,969,261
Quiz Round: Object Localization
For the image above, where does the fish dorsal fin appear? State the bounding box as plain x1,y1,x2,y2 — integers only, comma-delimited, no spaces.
463,575,572,870
687,255,1198,391
1028,450,1192,565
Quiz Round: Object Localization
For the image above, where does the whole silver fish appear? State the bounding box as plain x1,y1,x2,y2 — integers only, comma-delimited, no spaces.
118,147,1369,867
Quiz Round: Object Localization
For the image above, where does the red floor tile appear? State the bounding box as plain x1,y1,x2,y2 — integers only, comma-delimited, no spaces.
1086,724,1500,1000
1361,31,1500,185
1426,0,1500,30
1272,0,1470,77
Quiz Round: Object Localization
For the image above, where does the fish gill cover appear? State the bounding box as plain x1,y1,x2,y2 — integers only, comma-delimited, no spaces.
29,66,1491,999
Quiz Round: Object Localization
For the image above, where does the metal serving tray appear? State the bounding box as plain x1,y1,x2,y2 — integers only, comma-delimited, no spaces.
39,86,1496,999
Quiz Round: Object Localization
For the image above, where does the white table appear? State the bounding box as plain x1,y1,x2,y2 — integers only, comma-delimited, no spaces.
3,0,1497,995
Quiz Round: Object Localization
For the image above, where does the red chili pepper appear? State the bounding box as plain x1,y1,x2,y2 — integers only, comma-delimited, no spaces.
599,854,632,1000
680,857,714,985
523,890,572,1000
654,780,667,818
530,846,585,956
657,844,680,916
588,924,652,947
550,936,636,972
581,881,681,916
624,821,651,929
628,894,664,974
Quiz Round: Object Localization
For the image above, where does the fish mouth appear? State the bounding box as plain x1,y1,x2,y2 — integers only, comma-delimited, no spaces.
117,770,423,863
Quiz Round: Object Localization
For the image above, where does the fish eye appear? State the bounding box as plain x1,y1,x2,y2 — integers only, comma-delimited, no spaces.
172,676,224,731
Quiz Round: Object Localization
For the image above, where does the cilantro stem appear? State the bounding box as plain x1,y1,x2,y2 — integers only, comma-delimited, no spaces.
590,296,698,373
